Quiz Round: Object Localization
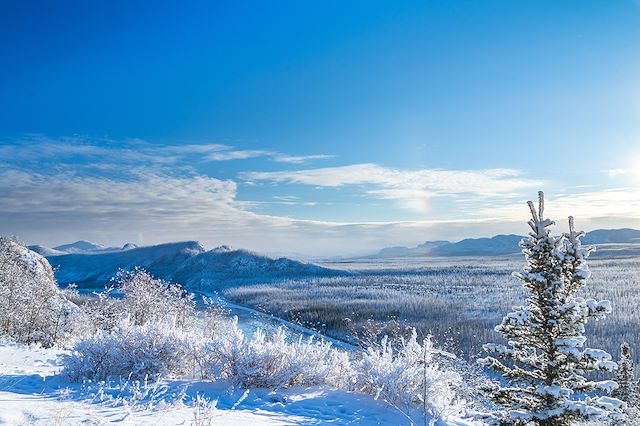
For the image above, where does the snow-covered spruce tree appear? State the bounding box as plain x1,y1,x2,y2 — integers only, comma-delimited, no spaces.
479,191,624,425
612,343,635,406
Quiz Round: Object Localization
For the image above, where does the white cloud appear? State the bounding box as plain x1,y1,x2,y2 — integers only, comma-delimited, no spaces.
603,168,628,178
206,149,332,163
0,168,240,216
207,149,270,161
160,143,229,154
0,135,330,165
240,163,540,194
366,188,432,213
476,189,640,224
240,163,542,213
270,153,334,163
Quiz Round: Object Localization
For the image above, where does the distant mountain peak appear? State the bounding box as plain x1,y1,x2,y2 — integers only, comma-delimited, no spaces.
416,240,450,249
211,245,232,253
28,245,66,257
54,240,106,252
177,241,207,255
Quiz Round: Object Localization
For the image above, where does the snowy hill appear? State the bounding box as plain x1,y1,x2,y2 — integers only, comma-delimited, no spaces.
27,244,67,257
433,234,523,257
49,241,206,287
29,240,131,256
53,240,108,253
10,241,57,283
582,228,640,244
31,240,141,256
371,240,450,258
121,242,138,250
367,228,640,259
365,234,522,258
47,241,344,289
171,246,342,289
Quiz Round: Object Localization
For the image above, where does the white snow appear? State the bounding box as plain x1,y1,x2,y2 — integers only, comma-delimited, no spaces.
0,341,453,425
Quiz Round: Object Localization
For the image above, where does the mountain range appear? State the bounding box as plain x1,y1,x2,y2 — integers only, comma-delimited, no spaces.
31,228,640,289
364,228,640,259
34,241,343,289
29,240,139,256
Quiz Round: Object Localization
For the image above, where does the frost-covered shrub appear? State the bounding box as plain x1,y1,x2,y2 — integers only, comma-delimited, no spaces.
79,269,197,335
356,329,465,420
0,237,81,347
79,286,123,334
206,318,353,389
201,296,230,339
116,268,195,328
64,322,204,381
66,270,216,382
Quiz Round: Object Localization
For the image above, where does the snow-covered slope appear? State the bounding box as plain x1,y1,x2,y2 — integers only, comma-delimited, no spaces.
49,241,206,287
1,342,467,425
171,246,343,289
27,244,67,257
48,242,344,289
10,242,57,284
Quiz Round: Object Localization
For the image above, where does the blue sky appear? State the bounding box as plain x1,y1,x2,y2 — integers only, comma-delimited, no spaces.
1,1,640,256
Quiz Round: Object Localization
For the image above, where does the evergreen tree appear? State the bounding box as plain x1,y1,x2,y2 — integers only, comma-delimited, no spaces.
613,342,635,406
480,191,624,425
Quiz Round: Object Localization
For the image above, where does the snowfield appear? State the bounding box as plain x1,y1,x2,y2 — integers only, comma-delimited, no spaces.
0,341,472,425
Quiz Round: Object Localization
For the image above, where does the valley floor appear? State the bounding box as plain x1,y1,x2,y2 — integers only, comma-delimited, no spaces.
0,342,447,426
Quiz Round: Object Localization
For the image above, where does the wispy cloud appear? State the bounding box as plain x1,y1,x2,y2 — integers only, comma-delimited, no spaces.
240,164,538,194
207,149,269,161
0,135,331,165
270,153,333,163
0,168,240,215
603,168,628,178
476,188,640,224
272,195,300,204
240,163,542,213
205,149,332,163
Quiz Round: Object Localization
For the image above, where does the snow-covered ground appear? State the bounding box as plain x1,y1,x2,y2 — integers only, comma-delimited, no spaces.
0,341,437,425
